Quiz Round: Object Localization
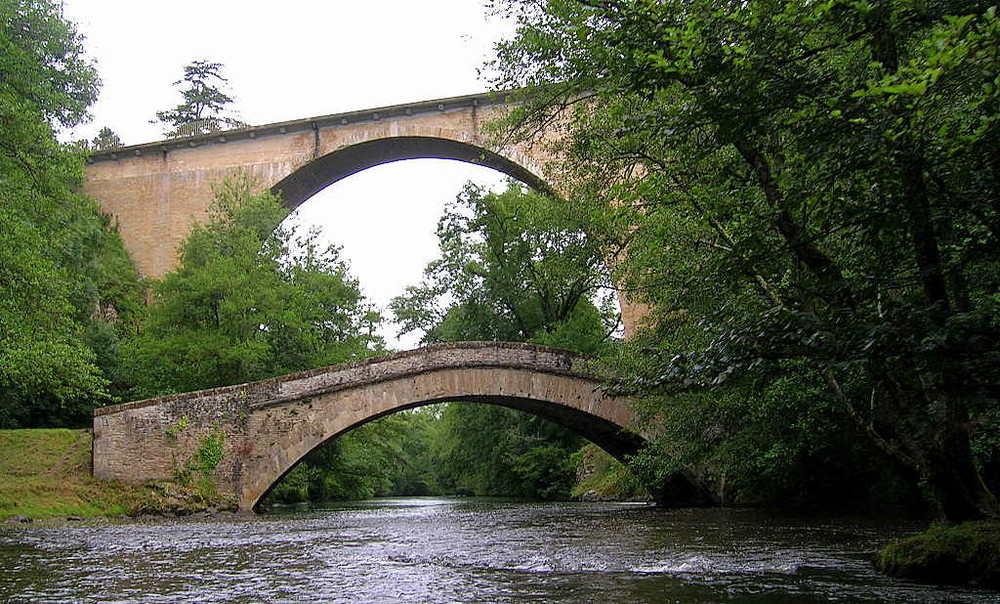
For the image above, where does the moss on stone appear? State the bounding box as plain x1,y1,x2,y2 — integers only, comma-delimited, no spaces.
876,521,1000,588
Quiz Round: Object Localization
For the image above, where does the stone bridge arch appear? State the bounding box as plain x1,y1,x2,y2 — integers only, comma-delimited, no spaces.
92,343,645,512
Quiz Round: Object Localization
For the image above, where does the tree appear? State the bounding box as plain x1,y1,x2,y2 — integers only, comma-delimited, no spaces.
0,0,143,428
390,181,618,499
426,402,582,499
90,126,122,150
492,0,998,520
123,173,383,397
153,60,245,137
391,181,617,351
0,0,98,128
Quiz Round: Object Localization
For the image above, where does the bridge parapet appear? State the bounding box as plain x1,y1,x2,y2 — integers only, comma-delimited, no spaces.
86,92,512,165
95,342,596,418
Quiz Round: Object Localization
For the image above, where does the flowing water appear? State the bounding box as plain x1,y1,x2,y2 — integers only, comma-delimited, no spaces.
0,498,995,603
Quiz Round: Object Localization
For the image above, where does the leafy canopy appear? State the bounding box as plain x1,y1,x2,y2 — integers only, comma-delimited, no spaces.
391,181,617,352
1,0,142,428
491,0,999,519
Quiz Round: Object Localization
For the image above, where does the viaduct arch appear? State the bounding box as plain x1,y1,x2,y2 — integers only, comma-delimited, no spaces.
82,92,550,280
92,343,646,512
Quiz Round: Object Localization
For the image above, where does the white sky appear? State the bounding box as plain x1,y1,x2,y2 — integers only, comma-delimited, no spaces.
61,0,517,349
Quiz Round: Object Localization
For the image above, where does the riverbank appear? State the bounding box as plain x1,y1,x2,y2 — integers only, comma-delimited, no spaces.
877,521,1000,588
0,429,234,521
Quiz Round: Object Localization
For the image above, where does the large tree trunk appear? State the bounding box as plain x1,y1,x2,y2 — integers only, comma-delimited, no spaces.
881,360,997,522
918,423,996,522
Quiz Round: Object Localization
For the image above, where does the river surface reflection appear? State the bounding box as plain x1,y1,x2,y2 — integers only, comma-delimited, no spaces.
0,498,996,603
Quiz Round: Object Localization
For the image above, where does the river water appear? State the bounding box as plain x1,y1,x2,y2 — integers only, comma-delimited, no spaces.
0,498,995,603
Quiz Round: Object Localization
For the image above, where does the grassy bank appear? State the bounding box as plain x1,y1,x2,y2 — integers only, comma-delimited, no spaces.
571,444,650,502
0,429,233,520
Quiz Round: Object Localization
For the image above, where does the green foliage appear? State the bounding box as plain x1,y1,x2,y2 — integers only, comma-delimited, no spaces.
624,356,914,505
426,403,581,500
165,415,190,440
153,60,245,137
123,173,383,397
386,181,620,500
265,411,423,504
512,444,577,500
302,418,405,501
571,443,648,501
383,408,441,496
190,428,225,484
172,425,226,498
0,0,99,129
0,0,143,428
391,181,616,350
493,0,999,519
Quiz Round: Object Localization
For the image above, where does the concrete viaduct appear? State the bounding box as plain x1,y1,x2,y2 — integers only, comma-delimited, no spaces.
83,91,551,280
92,343,645,512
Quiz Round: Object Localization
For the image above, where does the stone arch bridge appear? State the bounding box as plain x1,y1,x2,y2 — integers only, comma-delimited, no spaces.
92,342,647,512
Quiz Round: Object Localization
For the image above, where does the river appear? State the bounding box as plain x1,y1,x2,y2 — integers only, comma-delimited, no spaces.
0,498,995,603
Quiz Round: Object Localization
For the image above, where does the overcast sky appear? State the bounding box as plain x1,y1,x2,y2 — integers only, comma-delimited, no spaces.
61,0,518,349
